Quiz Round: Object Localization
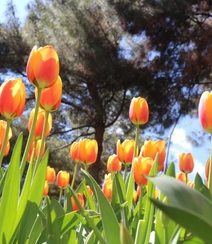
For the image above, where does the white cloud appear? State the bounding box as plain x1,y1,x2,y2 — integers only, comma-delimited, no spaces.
192,159,205,180
171,128,192,150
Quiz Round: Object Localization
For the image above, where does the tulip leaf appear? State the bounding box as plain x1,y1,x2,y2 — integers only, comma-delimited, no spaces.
165,161,175,177
120,222,134,244
149,175,212,244
0,133,22,242
82,169,121,244
194,173,212,201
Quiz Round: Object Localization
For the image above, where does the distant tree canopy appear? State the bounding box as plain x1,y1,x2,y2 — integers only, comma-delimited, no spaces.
0,0,212,181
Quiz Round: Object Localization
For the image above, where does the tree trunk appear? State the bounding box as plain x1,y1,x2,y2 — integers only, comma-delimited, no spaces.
88,123,105,184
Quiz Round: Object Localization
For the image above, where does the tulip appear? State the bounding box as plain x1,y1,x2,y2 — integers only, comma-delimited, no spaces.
198,91,212,134
28,108,52,140
0,78,26,120
26,45,59,88
205,158,210,181
70,141,80,162
71,193,85,211
140,140,166,172
46,166,56,184
133,190,138,202
102,173,113,200
77,139,98,165
132,156,153,187
43,180,49,197
37,76,62,112
56,171,70,189
176,172,186,183
84,185,93,198
116,139,135,164
129,97,149,125
27,139,46,163
107,154,122,173
179,153,194,174
0,120,12,156
187,181,194,188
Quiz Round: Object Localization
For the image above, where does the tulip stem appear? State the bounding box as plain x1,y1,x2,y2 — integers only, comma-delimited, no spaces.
20,87,42,176
71,161,78,188
134,124,139,158
123,164,128,182
58,188,63,205
208,135,212,194
137,186,143,220
0,119,12,168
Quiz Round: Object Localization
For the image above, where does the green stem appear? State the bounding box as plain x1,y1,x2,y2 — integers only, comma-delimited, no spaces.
33,110,49,175
137,186,143,220
185,173,188,184
84,163,89,172
208,135,212,194
70,187,107,244
0,119,12,168
20,87,42,176
58,188,63,205
134,124,139,158
71,161,79,188
123,164,128,182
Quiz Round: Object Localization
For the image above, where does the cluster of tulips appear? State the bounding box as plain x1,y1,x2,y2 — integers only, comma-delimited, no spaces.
1,44,212,243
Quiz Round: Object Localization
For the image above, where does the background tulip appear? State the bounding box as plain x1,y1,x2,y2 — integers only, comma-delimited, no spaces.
129,97,149,125
0,120,12,156
102,173,113,200
78,139,98,164
71,193,85,211
116,139,135,164
56,170,70,189
107,154,122,173
26,45,59,88
0,78,26,120
46,166,56,183
179,152,194,174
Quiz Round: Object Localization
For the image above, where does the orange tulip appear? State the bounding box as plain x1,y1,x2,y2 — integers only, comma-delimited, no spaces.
107,154,122,173
84,185,93,198
205,158,210,181
116,139,135,164
77,139,98,164
56,170,70,189
133,190,138,202
132,156,153,187
0,120,12,156
140,140,166,172
43,180,49,197
26,45,59,88
71,193,85,211
187,181,194,188
28,108,52,140
129,97,149,125
198,91,212,134
179,153,194,174
37,76,62,112
70,141,80,162
46,166,56,183
0,78,26,120
176,172,187,183
27,139,46,163
102,173,113,200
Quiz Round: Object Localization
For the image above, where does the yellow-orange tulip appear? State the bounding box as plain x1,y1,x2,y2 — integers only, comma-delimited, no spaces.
71,193,85,211
0,120,12,156
26,45,59,88
70,141,80,162
43,181,49,197
179,153,194,174
198,91,212,134
132,156,153,187
102,173,113,200
129,97,149,125
116,139,135,164
27,139,46,163
37,76,62,112
107,154,122,173
28,108,52,140
0,78,26,120
140,140,166,172
77,139,98,164
56,170,70,189
205,158,210,181
176,172,187,183
46,166,56,184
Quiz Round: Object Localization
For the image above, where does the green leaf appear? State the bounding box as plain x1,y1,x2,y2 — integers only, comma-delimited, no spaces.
0,133,22,242
120,222,134,244
82,169,121,244
194,173,212,201
165,161,175,177
149,175,212,244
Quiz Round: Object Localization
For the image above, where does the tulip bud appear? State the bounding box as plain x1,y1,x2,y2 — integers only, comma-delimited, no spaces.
179,153,194,174
102,174,113,200
107,154,122,173
56,171,70,189
43,180,49,197
116,139,135,164
46,166,56,183
71,193,85,211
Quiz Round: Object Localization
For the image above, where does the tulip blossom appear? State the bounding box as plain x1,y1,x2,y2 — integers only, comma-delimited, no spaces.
176,172,187,183
37,76,62,112
26,45,59,88
107,154,122,173
28,108,52,140
129,97,149,125
46,166,56,184
198,91,212,134
26,139,46,163
140,140,166,172
0,78,26,120
70,141,80,162
205,158,210,181
84,185,93,198
116,139,135,164
43,181,49,197
71,193,85,211
77,139,98,165
179,153,194,174
102,173,113,200
0,120,12,156
132,156,153,187
56,171,70,189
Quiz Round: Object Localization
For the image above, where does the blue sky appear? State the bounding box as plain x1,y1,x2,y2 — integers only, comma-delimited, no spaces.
0,0,209,183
